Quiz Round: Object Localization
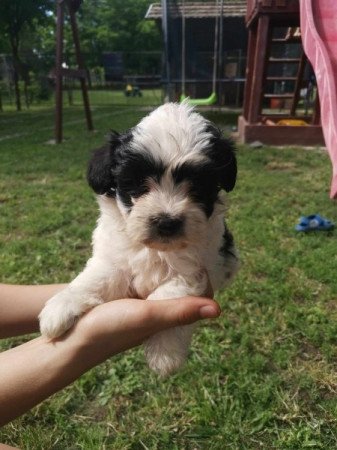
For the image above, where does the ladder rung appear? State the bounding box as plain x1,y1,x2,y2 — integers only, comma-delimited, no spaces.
266,77,297,81
269,58,301,63
262,113,298,118
272,38,301,43
264,93,295,98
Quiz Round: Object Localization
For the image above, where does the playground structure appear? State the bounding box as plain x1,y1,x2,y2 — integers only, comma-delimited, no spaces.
238,0,337,198
179,0,220,106
238,0,324,147
146,1,247,105
3,0,335,195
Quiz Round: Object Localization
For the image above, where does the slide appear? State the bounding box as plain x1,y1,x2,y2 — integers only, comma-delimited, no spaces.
300,0,337,199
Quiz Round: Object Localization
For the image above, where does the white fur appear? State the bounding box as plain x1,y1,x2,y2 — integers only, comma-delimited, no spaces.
39,103,239,376
132,101,212,165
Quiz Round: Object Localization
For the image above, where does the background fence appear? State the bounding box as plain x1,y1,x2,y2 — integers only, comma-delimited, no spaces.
0,49,247,111
0,51,164,111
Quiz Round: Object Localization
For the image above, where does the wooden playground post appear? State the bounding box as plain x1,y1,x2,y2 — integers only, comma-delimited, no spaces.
54,0,93,144
55,0,65,144
247,14,270,123
68,3,93,132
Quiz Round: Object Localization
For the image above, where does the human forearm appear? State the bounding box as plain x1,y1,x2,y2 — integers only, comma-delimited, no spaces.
0,284,67,338
0,331,89,426
0,296,220,426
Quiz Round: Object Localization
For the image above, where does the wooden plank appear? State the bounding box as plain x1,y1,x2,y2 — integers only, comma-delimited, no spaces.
258,0,299,14
266,76,297,81
243,26,258,119
246,0,299,26
269,57,301,63
245,0,257,25
55,1,65,144
263,114,312,120
264,93,295,98
290,52,307,116
272,37,301,43
68,4,93,132
248,15,270,123
238,115,325,146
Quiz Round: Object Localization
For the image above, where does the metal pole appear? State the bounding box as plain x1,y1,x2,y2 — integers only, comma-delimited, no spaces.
161,0,171,102
218,0,224,104
181,0,186,97
212,0,220,94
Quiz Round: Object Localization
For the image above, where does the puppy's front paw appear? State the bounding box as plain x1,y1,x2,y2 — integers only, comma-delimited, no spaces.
39,290,101,339
145,342,187,377
144,325,194,377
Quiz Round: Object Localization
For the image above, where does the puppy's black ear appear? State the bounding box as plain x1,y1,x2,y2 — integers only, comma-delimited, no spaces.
87,131,120,196
207,125,237,192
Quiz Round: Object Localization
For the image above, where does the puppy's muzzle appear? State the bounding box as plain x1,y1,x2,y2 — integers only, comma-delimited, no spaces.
150,214,184,239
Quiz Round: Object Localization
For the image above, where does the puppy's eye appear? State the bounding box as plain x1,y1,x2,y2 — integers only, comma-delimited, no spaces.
118,177,149,198
128,185,149,198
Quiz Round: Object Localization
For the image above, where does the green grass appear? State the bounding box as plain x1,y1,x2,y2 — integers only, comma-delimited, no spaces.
0,104,337,449
1,88,162,112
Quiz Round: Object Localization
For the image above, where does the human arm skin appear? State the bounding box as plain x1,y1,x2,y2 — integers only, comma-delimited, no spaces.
0,284,67,338
0,279,212,339
0,296,220,426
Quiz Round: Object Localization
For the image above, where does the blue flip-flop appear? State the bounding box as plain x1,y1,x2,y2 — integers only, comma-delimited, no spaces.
295,214,334,232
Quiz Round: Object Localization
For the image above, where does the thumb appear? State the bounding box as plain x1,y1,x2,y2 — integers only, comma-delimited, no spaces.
146,297,221,333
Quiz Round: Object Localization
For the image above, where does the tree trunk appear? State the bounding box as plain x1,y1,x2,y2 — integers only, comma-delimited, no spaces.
24,80,30,109
10,39,21,112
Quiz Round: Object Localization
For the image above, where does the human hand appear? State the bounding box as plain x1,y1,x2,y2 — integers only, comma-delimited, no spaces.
69,296,220,367
0,293,220,426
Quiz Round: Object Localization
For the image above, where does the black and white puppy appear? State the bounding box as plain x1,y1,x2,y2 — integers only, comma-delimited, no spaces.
39,102,239,376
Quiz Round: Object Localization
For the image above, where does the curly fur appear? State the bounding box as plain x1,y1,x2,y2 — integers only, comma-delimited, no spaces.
39,102,239,376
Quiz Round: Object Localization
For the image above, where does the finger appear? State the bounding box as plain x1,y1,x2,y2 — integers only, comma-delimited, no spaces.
144,297,221,333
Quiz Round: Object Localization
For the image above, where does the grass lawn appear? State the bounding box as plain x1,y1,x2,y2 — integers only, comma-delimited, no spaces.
1,88,162,112
0,104,337,449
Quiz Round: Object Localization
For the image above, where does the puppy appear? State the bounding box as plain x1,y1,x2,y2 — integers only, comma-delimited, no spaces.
39,102,239,376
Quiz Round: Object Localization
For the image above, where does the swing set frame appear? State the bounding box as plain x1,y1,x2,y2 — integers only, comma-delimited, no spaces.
179,0,223,106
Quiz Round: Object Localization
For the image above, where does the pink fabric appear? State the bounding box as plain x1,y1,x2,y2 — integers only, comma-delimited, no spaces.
300,0,337,198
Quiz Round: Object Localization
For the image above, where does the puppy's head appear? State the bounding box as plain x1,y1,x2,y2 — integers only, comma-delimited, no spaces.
88,103,236,251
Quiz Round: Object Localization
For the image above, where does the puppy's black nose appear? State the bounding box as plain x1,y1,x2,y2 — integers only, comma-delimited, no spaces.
152,215,184,237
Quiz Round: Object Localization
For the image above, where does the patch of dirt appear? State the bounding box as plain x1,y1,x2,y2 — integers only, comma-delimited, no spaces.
265,161,298,171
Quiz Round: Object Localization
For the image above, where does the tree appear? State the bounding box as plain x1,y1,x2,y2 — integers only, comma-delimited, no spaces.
32,0,162,76
54,0,161,67
0,0,53,111
0,0,161,109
